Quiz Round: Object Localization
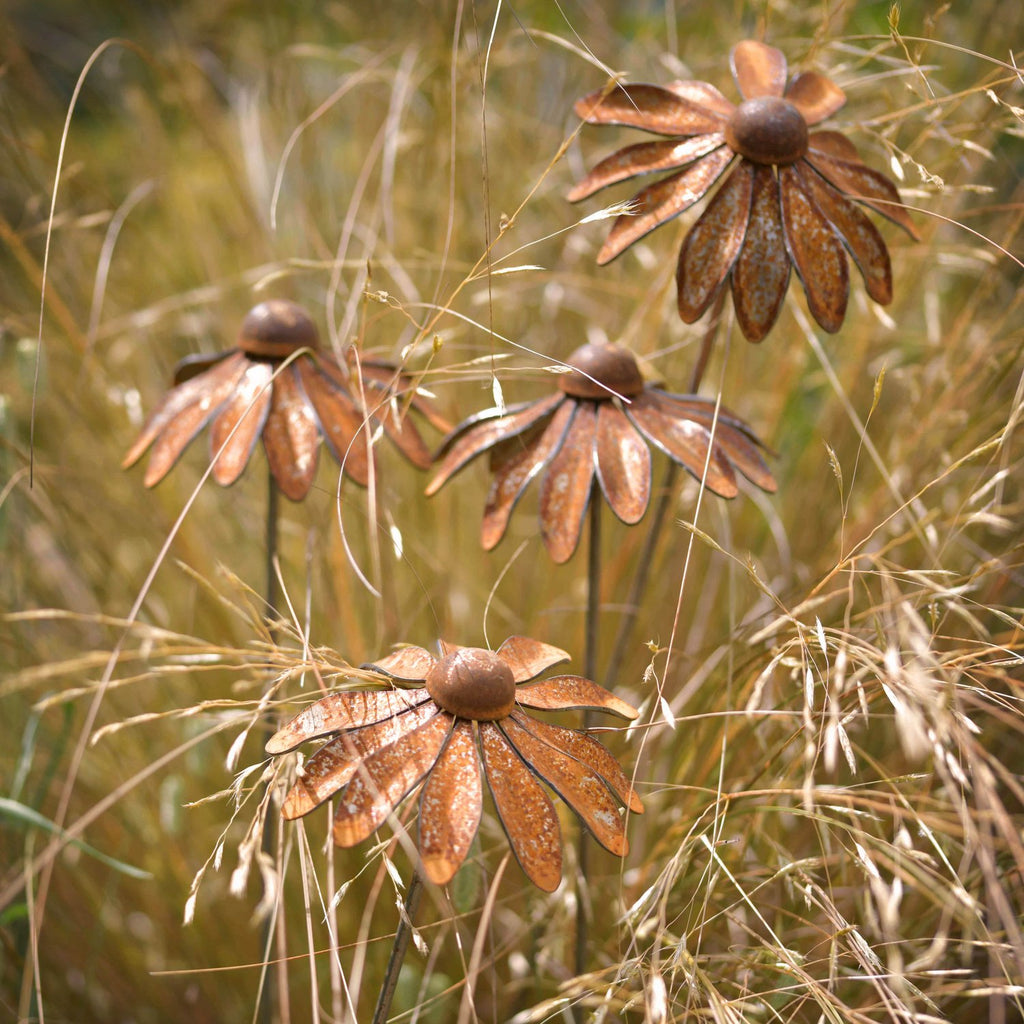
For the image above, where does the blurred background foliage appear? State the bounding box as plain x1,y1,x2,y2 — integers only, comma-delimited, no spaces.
1,0,1022,1021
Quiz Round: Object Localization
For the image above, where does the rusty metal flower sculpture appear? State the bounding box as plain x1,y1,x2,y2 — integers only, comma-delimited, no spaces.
426,342,776,563
266,636,642,891
569,40,918,341
122,299,448,500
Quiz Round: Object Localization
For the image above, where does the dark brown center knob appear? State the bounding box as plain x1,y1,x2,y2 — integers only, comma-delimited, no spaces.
560,342,645,400
425,648,516,721
726,97,808,165
237,300,319,358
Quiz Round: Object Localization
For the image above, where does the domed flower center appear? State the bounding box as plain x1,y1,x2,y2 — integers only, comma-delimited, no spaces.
237,299,320,359
726,97,808,166
560,342,645,400
425,648,516,721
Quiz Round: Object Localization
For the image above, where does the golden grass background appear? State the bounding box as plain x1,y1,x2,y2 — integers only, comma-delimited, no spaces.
2,1,1022,1021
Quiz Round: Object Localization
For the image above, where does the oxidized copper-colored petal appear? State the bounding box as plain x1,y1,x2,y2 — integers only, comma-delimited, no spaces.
365,646,438,681
567,134,726,202
807,130,861,163
418,721,483,885
501,717,628,856
266,688,431,754
731,40,788,101
597,146,733,265
574,84,728,135
369,391,432,470
779,164,849,333
481,400,574,551
797,163,892,305
804,149,918,238
595,402,651,525
262,363,321,500
281,701,439,819
332,711,452,847
511,712,643,814
173,349,233,386
647,392,777,493
626,394,739,497
785,71,846,125
426,393,563,495
124,352,247,479
349,355,453,434
495,636,571,683
515,674,640,720
208,360,273,486
677,162,754,324
539,402,597,563
479,721,562,892
731,164,791,342
666,79,736,119
296,357,370,486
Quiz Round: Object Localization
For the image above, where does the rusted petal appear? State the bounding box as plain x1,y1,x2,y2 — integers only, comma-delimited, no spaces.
731,164,790,342
481,400,574,551
496,636,571,683
595,402,651,525
731,40,788,101
173,349,233,386
785,71,846,125
515,674,639,720
648,393,777,493
568,134,725,202
574,83,728,135
677,162,754,324
426,394,563,495
370,392,432,470
123,352,247,471
797,164,892,304
266,689,432,754
281,702,438,819
807,130,861,163
666,79,736,118
597,147,733,264
418,721,483,885
262,363,321,500
804,149,918,238
365,646,437,681
779,164,849,333
626,394,739,497
208,360,273,486
355,359,453,435
539,402,597,564
296,357,370,486
332,712,452,848
501,718,628,856
479,722,562,892
511,712,643,814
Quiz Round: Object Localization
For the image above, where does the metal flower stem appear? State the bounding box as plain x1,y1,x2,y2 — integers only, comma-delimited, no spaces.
605,291,723,687
371,869,425,1024
575,492,602,985
260,467,282,1024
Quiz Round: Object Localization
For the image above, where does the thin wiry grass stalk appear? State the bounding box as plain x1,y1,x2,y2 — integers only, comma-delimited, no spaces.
574,490,602,998
371,869,424,1024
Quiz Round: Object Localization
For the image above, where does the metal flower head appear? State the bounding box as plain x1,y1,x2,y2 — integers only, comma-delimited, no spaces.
122,299,448,500
266,636,643,891
569,40,919,341
426,342,776,562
